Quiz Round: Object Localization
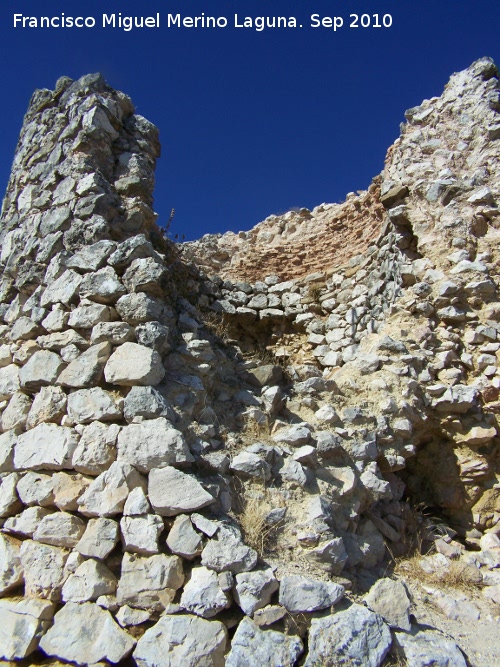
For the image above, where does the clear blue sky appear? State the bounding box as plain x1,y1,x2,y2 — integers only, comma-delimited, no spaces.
0,0,499,240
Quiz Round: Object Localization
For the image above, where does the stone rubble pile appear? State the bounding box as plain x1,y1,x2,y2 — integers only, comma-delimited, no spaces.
0,59,498,666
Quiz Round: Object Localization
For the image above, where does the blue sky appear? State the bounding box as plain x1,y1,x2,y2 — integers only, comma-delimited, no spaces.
0,0,499,240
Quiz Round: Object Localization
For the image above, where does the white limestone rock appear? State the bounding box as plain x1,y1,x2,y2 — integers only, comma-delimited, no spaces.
40,269,82,308
234,568,279,615
0,364,20,401
180,566,230,618
75,517,119,559
123,385,174,421
33,511,86,548
133,614,227,667
148,467,215,516
201,524,258,574
104,342,165,386
0,472,22,517
305,604,391,667
91,321,135,345
4,506,54,538
16,470,54,506
279,574,344,613
66,239,116,272
20,540,70,601
394,628,466,667
0,533,23,595
116,552,184,610
117,418,193,472
123,486,151,515
52,471,92,511
79,266,127,304
14,423,78,471
115,292,165,325
225,617,303,667
77,461,145,517
26,385,67,428
365,578,411,631
19,350,65,392
57,342,111,388
62,558,117,602
230,451,272,481
72,421,120,475
0,430,17,472
1,392,31,431
115,605,151,627
120,514,164,554
39,601,135,664
0,597,55,660
67,387,121,423
273,424,311,446
166,514,203,559
68,302,113,329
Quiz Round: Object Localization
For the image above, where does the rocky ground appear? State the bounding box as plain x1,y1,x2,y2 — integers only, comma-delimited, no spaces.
0,59,499,666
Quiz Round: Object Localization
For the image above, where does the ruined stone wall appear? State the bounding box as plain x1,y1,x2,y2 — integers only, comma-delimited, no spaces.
181,182,385,282
0,61,499,667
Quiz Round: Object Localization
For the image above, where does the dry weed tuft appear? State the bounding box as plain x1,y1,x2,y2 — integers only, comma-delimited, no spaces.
394,553,482,594
234,482,285,557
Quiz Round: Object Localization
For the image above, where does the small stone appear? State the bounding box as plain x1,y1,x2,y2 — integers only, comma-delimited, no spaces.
123,486,151,515
115,605,151,627
230,451,271,481
365,578,411,630
273,424,311,446
166,514,203,559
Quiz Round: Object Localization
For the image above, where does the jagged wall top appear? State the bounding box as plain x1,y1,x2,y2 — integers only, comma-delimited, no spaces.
0,73,162,299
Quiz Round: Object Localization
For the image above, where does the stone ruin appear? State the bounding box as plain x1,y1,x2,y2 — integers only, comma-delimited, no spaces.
0,58,499,666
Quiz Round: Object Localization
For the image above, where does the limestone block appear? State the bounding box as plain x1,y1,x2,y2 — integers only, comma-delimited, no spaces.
123,385,174,422
14,424,78,471
0,473,23,517
365,578,411,630
0,430,17,472
3,506,55,538
117,418,192,472
16,471,54,506
40,269,82,308
66,239,116,272
19,349,64,392
67,387,121,423
226,617,303,667
68,302,112,329
62,559,117,602
394,629,466,667
1,392,31,431
79,266,127,304
201,524,257,574
39,601,135,664
0,365,21,401
72,421,120,475
115,293,165,325
57,342,111,388
20,540,70,601
77,461,146,517
148,467,214,516
166,514,203,559
123,257,167,296
180,566,230,618
120,514,164,555
133,614,227,667
116,552,184,610
33,511,86,548
104,342,165,386
279,574,344,613
52,472,92,511
91,321,135,345
75,517,119,559
0,533,23,595
0,597,55,660
234,568,279,615
305,604,391,667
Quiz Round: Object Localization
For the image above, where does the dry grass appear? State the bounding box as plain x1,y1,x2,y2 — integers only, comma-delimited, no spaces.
308,283,324,303
394,553,483,594
234,482,285,557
